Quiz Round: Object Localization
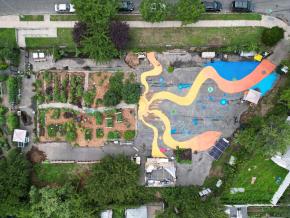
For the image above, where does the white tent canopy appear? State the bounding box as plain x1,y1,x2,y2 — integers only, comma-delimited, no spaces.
243,89,262,104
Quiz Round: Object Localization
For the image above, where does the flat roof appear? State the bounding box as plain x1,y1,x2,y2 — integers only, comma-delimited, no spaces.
12,129,27,143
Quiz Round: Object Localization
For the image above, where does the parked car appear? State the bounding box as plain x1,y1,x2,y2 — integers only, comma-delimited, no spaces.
202,1,222,12
54,3,75,13
232,0,252,12
118,1,134,12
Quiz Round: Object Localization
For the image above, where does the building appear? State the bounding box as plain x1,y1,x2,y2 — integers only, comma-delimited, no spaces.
12,129,29,148
100,203,164,218
225,206,248,218
145,158,176,187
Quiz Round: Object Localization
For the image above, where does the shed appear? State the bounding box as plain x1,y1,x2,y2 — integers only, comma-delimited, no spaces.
201,52,215,59
100,210,113,218
125,206,147,218
243,89,262,104
12,129,29,148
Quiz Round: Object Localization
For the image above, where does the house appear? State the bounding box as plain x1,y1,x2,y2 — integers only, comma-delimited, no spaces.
100,203,164,218
12,129,29,148
145,158,176,187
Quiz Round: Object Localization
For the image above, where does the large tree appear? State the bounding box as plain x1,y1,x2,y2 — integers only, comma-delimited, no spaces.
0,149,31,215
109,21,130,50
30,185,92,218
72,22,88,46
71,0,119,62
71,0,118,25
176,0,205,24
140,0,169,22
84,155,142,206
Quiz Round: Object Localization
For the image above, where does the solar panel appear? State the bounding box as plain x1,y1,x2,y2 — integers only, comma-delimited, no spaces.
208,138,230,160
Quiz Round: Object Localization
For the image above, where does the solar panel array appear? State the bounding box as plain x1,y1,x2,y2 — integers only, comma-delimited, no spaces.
208,138,230,160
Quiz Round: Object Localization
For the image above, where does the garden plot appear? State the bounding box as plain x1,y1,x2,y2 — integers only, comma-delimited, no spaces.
35,71,85,107
38,108,136,147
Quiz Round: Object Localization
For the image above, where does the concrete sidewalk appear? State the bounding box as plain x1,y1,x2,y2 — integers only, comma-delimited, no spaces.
0,14,289,46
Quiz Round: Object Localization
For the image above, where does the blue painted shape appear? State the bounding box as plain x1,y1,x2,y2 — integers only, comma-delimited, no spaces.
251,73,279,96
159,77,164,82
171,128,177,134
220,99,228,105
178,83,191,90
209,96,214,101
192,117,198,126
205,61,259,81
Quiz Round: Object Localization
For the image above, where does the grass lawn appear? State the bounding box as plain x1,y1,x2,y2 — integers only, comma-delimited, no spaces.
0,28,17,48
199,13,262,20
25,28,75,49
116,13,261,21
221,154,288,204
19,15,44,21
50,15,78,21
33,163,91,185
128,27,265,51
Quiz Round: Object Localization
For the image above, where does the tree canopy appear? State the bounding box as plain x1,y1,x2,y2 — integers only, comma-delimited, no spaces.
84,155,141,206
71,0,119,62
176,0,205,24
0,149,31,215
109,21,130,50
140,0,169,22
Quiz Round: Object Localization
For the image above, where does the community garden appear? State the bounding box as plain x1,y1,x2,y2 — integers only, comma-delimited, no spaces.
35,70,139,146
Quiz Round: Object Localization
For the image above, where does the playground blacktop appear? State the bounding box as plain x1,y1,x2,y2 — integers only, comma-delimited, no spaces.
135,51,276,185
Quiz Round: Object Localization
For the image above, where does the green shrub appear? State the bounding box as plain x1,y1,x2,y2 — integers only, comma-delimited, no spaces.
95,98,103,106
261,27,284,46
103,89,121,107
47,124,59,137
43,71,53,84
64,121,77,142
51,109,61,119
6,76,20,105
167,66,174,73
0,63,8,70
96,128,104,138
84,128,92,140
6,112,20,133
124,130,135,141
95,111,103,125
107,131,121,140
0,105,8,126
122,82,141,104
83,89,96,107
0,74,8,82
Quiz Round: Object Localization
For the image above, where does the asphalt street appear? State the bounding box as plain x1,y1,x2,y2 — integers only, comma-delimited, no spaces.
0,0,289,23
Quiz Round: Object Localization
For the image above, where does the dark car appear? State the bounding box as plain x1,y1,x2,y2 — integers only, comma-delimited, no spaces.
232,0,252,12
202,1,222,12
118,1,134,12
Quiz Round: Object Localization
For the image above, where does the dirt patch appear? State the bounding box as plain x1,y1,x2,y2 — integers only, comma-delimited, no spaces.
27,146,47,163
88,72,112,107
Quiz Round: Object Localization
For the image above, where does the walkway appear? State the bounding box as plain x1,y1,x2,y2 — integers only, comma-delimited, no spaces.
38,102,135,112
0,14,289,47
36,142,136,161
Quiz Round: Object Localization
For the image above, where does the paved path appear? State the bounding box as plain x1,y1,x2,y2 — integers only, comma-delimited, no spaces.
36,142,136,161
38,102,135,112
0,14,289,47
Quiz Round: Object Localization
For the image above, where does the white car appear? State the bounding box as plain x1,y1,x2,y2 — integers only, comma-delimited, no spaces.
54,4,75,13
